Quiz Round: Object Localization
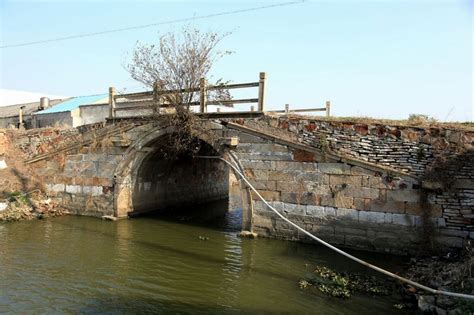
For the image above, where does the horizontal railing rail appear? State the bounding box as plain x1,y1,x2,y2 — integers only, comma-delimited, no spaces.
107,72,331,119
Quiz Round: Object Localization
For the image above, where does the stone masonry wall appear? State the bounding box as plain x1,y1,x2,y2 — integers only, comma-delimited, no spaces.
230,126,472,254
33,124,154,217
254,116,473,177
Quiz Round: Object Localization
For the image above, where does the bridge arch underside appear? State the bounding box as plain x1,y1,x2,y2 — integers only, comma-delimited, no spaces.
126,134,230,217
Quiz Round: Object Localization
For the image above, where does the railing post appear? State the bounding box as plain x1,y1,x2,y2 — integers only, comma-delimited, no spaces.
285,103,289,115
109,87,116,120
326,100,331,117
200,78,207,113
18,106,25,130
258,72,266,112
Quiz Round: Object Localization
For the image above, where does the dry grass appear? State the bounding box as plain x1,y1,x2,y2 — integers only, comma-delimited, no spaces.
273,113,474,131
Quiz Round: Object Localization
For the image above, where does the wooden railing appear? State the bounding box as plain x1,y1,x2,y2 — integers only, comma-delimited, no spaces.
269,101,331,117
108,72,266,119
108,72,331,119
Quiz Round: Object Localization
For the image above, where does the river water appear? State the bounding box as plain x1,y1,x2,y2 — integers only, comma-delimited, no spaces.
0,196,407,314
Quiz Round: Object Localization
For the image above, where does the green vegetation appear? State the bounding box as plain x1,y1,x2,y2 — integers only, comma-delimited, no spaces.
299,265,389,299
7,191,29,204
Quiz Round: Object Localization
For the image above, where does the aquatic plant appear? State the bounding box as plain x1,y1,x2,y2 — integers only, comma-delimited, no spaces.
299,265,389,299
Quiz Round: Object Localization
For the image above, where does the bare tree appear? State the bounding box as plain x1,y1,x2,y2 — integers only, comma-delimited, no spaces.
126,27,232,157
126,27,232,114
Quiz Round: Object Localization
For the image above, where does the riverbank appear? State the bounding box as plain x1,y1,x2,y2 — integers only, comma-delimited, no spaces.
0,191,64,222
406,247,474,314
298,246,474,313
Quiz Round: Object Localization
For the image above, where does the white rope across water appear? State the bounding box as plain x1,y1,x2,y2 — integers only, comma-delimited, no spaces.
197,155,474,300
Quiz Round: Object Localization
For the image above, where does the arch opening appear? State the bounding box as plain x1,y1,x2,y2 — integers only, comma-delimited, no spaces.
126,132,244,230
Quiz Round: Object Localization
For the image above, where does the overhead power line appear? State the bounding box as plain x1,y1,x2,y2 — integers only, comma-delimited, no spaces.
0,0,306,49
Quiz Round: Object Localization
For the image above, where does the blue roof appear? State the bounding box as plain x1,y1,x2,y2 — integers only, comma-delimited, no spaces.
36,94,108,114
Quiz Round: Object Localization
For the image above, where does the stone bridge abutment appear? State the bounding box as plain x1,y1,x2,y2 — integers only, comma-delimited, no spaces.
28,117,473,255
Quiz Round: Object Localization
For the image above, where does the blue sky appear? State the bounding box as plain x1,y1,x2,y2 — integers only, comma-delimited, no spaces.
0,0,472,121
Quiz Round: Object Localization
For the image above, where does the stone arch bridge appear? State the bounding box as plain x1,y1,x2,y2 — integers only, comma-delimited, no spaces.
28,116,473,254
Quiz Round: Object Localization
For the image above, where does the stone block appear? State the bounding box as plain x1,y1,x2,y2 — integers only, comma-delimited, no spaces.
276,181,304,192
383,213,393,224
310,224,335,236
238,133,267,143
340,186,379,199
368,200,406,214
267,170,298,182
85,154,107,162
335,226,367,237
405,203,442,217
293,149,317,162
244,169,269,181
387,189,420,202
304,182,331,195
295,172,328,184
306,205,326,217
251,180,277,191
353,198,366,211
359,211,385,224
250,143,289,153
235,152,293,161
281,192,317,205
324,207,336,217
392,214,416,226
329,175,362,186
47,183,65,193
83,186,103,196
270,201,284,211
251,190,280,202
67,154,83,161
368,176,388,189
336,208,359,221
319,194,335,207
65,185,82,194
283,203,306,216
253,215,274,229
252,200,266,212
333,194,354,208
318,163,351,175
350,166,375,176
274,161,317,172
240,160,274,170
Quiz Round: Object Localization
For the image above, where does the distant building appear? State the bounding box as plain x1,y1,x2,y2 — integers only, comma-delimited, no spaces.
0,89,68,129
33,94,109,128
0,98,66,129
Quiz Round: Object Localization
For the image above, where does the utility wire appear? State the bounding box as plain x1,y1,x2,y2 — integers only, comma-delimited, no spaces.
0,0,306,49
